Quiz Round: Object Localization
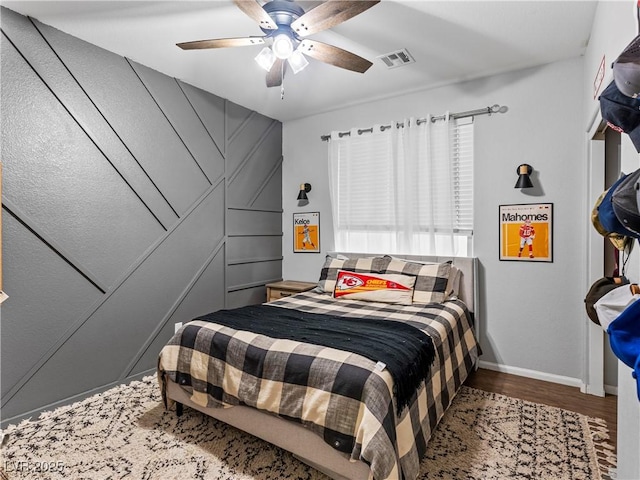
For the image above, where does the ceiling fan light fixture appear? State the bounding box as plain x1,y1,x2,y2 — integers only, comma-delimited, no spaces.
272,34,294,59
288,49,309,74
180,0,380,88
255,46,276,71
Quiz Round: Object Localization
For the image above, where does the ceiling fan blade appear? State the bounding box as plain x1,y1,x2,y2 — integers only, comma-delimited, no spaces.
291,0,379,37
266,58,286,87
233,0,278,30
177,36,265,50
299,39,372,73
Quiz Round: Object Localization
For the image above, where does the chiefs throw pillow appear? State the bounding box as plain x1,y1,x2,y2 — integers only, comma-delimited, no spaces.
333,270,416,305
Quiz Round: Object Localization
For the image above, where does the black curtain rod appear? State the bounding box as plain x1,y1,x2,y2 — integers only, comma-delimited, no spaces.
320,104,507,141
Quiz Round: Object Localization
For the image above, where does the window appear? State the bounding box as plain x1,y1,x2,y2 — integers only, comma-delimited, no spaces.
328,116,474,256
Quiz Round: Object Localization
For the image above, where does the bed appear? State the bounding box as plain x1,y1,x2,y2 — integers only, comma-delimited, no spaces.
157,253,480,480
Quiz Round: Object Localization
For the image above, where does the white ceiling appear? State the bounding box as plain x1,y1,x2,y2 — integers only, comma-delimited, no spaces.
2,0,598,122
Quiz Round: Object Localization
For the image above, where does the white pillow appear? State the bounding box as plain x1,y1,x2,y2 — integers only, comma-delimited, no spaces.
333,270,416,305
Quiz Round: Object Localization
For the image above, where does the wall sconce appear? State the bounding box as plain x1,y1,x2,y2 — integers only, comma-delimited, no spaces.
297,183,312,201
515,164,534,189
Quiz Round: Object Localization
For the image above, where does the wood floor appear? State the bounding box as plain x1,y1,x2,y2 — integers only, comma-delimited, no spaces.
464,368,618,451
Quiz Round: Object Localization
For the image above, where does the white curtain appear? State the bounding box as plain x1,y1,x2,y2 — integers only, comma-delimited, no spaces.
328,114,467,256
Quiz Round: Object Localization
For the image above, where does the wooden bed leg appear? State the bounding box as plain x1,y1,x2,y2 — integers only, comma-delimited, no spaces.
176,401,183,417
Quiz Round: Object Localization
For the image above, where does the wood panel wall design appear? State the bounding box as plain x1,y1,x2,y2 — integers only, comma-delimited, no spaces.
0,7,283,425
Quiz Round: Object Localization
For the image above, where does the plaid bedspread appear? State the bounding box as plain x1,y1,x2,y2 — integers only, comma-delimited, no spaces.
157,291,479,480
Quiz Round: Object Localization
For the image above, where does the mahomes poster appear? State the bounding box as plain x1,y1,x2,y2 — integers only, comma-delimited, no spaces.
499,203,553,262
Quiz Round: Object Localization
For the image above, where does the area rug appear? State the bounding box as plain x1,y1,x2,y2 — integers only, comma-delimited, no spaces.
0,376,616,480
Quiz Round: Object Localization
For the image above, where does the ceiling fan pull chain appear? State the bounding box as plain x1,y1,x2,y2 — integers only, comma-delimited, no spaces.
280,62,285,99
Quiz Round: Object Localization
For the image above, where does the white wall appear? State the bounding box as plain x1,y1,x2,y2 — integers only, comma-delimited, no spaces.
584,2,640,478
283,57,586,384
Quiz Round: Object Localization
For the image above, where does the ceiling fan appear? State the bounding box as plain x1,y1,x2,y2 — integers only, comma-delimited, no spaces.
177,0,380,88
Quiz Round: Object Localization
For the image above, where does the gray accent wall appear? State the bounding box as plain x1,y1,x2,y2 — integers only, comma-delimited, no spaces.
0,7,283,425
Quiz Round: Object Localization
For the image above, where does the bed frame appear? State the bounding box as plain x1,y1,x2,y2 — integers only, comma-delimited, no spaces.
165,254,478,480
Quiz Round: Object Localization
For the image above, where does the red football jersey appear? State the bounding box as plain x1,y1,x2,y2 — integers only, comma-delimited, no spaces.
519,224,535,238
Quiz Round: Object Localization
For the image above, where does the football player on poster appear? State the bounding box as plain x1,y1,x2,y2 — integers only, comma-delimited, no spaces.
517,219,535,258
300,224,316,250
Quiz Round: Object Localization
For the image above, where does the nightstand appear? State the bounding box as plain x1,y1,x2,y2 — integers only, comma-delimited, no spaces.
266,280,316,302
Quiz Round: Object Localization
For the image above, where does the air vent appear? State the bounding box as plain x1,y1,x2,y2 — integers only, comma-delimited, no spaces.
377,48,415,69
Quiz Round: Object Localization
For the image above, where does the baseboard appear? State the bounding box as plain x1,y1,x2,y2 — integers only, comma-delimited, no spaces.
478,360,584,389
0,368,156,429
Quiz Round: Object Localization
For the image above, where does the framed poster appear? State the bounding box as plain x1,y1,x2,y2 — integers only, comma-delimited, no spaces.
293,212,320,253
499,203,553,262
